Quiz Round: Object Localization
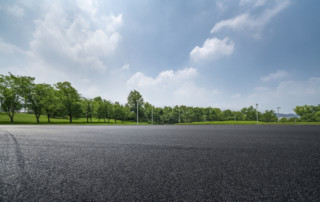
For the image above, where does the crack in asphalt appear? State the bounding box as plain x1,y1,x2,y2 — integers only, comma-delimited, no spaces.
2,130,34,201
5,131,26,173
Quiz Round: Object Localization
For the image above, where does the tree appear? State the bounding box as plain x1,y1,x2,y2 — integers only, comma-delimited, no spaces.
29,84,51,124
41,84,59,123
260,110,277,122
222,109,233,121
113,102,122,123
144,102,154,123
127,90,144,121
11,74,54,124
279,117,288,122
104,100,113,123
93,96,104,122
211,108,223,121
241,106,261,121
294,105,319,122
55,82,81,123
121,105,130,123
193,107,205,122
81,98,94,123
0,74,22,123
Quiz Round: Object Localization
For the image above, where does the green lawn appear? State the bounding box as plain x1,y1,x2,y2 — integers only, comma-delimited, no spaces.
1,113,319,125
0,113,149,125
178,121,320,125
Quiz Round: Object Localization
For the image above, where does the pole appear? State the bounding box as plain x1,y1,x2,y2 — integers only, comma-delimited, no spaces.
137,101,139,125
179,109,180,123
277,107,281,123
256,103,258,125
152,107,153,125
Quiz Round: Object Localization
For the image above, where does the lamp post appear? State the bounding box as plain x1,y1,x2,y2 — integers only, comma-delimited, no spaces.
277,107,281,122
256,103,259,125
137,100,139,125
178,107,181,123
152,106,153,125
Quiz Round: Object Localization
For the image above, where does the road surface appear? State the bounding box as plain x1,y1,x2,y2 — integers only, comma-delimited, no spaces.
0,125,319,201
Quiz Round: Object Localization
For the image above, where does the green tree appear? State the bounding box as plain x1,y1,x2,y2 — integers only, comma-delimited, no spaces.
11,74,52,123
294,105,319,122
144,102,154,122
121,105,130,123
104,100,113,123
212,108,223,121
222,109,233,121
260,110,277,122
241,106,261,121
127,90,144,120
81,98,94,123
55,82,81,123
30,84,52,124
279,117,288,122
193,107,205,122
0,74,22,123
113,102,122,123
93,96,105,122
41,84,59,123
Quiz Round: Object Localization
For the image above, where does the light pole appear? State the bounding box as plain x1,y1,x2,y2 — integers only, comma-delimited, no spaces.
152,106,153,125
256,103,259,125
277,107,281,122
178,107,181,123
137,100,139,125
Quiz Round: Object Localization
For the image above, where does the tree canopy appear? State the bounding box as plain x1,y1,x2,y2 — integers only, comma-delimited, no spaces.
0,73,317,124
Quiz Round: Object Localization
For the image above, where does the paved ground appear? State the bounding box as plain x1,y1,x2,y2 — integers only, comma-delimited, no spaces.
0,125,319,201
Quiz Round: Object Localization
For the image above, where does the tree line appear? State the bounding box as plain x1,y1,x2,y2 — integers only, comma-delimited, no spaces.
0,73,319,123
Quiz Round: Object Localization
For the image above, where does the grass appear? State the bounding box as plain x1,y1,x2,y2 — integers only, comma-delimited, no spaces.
1,113,319,125
178,121,320,125
0,112,149,125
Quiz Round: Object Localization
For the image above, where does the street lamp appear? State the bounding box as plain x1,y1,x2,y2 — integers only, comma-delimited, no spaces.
136,100,139,125
256,103,259,125
277,107,281,123
151,106,153,125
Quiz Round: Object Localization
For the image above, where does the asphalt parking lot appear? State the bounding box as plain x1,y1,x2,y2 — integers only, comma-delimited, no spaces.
0,125,319,201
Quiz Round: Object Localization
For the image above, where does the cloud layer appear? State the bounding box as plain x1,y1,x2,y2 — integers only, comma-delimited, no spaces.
261,70,288,82
211,0,291,37
190,37,234,61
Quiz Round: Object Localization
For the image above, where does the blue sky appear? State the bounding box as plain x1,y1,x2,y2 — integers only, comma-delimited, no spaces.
0,0,319,113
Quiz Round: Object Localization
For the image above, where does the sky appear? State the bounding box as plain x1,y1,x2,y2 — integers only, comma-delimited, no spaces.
0,0,319,113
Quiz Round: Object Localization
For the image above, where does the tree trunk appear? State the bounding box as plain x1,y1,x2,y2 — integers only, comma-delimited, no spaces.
48,114,51,123
10,116,13,123
115,119,117,123
70,115,72,123
36,116,40,124
104,117,106,123
87,114,89,123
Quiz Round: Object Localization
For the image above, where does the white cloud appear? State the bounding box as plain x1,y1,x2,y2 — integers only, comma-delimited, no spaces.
211,0,291,37
240,0,267,8
1,4,25,19
27,2,122,73
0,38,25,54
190,37,234,61
261,70,288,82
126,67,220,106
0,1,126,104
127,67,197,88
231,93,241,99
246,77,320,113
122,64,130,70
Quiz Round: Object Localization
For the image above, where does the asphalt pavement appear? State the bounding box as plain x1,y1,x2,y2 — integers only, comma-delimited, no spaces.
0,125,319,201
